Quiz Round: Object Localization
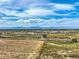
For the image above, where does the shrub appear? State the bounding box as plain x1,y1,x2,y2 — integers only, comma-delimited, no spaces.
43,34,47,38
71,38,77,43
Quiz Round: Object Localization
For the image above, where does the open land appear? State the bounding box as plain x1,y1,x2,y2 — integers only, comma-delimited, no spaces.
0,40,44,59
0,30,79,59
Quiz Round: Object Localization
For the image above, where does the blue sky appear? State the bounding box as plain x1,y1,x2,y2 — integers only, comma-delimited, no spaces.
0,0,79,29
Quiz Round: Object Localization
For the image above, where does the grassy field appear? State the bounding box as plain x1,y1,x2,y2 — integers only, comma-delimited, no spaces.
47,34,79,39
0,40,44,59
0,30,79,59
39,40,79,59
0,33,42,40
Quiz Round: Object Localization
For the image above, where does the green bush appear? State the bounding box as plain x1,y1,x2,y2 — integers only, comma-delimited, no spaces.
71,38,77,43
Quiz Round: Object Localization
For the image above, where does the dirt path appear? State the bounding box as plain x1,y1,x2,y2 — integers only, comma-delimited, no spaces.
48,43,62,47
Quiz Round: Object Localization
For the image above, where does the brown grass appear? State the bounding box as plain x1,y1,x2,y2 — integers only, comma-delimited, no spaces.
0,40,44,59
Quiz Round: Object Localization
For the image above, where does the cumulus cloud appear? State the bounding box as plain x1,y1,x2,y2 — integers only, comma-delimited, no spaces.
53,4,75,10
26,8,53,16
0,0,9,2
0,18,79,29
0,19,30,27
0,0,78,29
0,0,77,17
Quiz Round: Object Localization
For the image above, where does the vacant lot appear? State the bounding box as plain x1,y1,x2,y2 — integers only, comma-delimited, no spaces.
0,40,44,59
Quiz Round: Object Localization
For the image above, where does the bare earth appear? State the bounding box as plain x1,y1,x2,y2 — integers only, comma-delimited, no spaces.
0,40,44,59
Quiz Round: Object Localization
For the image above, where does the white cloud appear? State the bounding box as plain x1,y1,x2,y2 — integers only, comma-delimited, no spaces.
0,8,67,17
0,2,76,17
0,8,52,17
26,8,53,16
0,0,9,2
0,19,30,27
50,3,75,10
0,0,78,29
0,8,17,15
0,18,79,29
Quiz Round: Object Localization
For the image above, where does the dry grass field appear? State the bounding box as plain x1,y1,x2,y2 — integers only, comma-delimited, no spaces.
0,30,79,59
39,41,79,59
0,40,44,59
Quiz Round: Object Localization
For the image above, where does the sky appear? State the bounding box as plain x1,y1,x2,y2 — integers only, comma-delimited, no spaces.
0,0,79,29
